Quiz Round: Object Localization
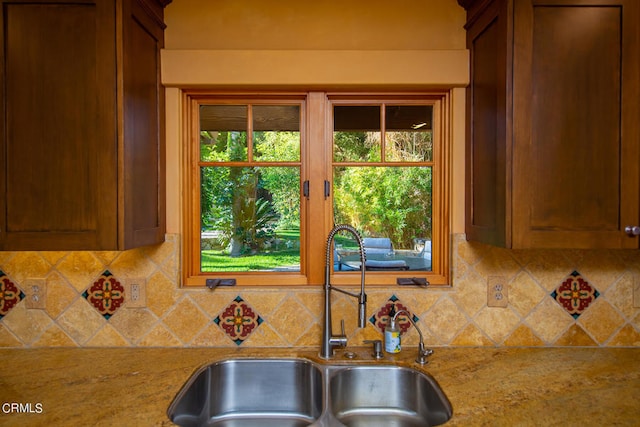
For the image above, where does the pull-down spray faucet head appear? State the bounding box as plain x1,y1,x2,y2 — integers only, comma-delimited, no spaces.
321,224,367,358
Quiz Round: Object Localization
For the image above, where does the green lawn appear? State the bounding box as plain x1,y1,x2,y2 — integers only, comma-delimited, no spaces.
201,249,300,272
200,227,363,272
201,228,301,272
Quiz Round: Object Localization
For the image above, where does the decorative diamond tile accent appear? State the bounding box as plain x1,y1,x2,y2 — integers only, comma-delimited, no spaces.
551,270,600,319
82,270,125,320
0,270,24,320
369,294,419,335
214,296,263,345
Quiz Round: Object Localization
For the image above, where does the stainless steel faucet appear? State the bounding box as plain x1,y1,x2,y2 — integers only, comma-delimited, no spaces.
321,224,367,359
393,309,434,365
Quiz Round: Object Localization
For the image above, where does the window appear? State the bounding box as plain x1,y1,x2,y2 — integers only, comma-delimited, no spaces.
331,100,434,274
183,92,451,287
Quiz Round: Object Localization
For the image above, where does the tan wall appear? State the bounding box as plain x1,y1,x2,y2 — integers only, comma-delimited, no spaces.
163,0,466,50
162,0,469,235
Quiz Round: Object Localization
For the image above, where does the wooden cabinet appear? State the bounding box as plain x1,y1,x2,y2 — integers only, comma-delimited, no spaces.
460,0,640,248
0,0,170,250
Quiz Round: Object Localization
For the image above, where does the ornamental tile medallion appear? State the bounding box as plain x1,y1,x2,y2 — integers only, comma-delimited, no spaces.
551,270,600,319
82,270,125,320
214,296,263,345
369,294,419,335
0,270,24,320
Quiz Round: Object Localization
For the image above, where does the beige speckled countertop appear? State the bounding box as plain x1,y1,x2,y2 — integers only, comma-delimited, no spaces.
0,347,638,426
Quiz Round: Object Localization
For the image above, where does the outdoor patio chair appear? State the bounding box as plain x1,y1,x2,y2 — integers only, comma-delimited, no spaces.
362,237,394,255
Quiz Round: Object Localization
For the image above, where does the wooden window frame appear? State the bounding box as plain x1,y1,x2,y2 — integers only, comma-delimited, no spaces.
182,90,451,287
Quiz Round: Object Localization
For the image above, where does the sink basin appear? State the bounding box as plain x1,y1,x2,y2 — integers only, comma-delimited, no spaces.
168,358,323,427
168,358,452,427
329,365,452,427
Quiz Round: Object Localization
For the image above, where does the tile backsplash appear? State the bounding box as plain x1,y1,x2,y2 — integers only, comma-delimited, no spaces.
0,234,638,348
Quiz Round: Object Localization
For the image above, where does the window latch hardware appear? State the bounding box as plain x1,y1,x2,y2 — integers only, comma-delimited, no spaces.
396,277,430,288
206,278,236,291
324,180,330,199
303,180,310,199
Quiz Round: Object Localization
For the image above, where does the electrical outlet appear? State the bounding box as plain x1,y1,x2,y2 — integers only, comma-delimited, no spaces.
25,278,47,309
124,278,146,308
633,273,640,309
487,276,508,307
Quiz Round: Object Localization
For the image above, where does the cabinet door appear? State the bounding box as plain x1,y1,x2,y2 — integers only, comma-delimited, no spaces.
0,0,118,250
121,0,166,248
512,0,640,248
465,0,511,247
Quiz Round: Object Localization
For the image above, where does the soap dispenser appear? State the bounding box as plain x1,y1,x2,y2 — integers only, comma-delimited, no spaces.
384,304,401,353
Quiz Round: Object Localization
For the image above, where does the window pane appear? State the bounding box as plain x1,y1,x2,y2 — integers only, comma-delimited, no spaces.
253,105,301,162
200,166,300,272
200,105,248,162
333,105,381,162
385,105,433,162
333,166,432,272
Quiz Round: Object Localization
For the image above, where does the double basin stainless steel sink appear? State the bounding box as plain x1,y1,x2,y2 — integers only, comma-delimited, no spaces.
167,358,452,427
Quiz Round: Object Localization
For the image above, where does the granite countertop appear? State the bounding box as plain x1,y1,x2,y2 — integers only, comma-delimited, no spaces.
0,347,638,426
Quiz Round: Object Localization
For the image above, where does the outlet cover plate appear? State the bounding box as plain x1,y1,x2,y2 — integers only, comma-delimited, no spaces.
123,278,147,308
487,275,508,308
25,278,47,309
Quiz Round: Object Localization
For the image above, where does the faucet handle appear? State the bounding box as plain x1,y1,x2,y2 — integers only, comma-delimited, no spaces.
416,343,433,365
329,319,348,351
